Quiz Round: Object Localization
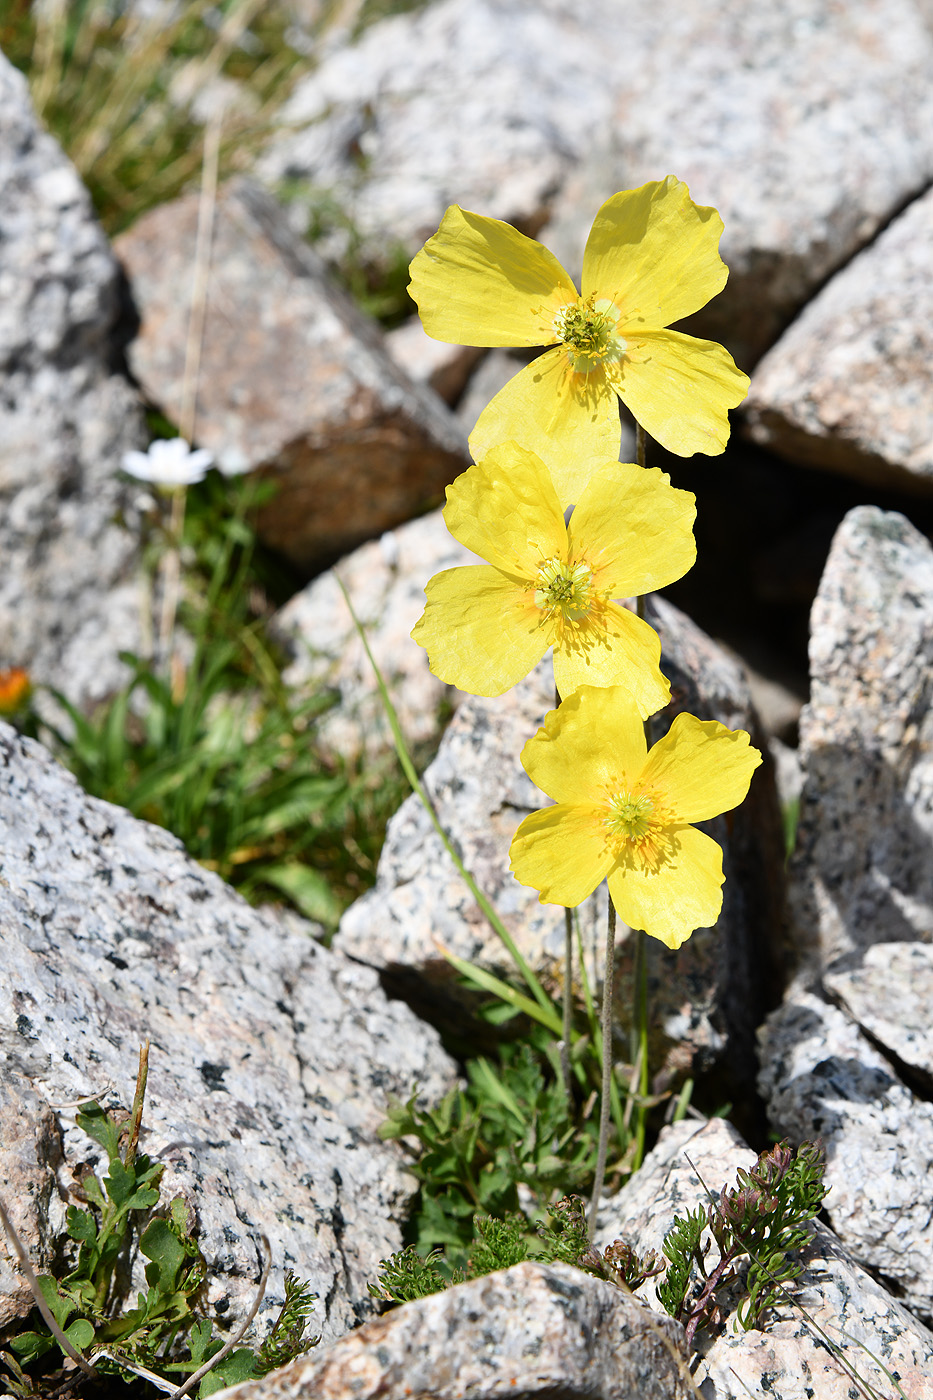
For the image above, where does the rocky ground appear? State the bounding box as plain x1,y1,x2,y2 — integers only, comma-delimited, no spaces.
3,1,933,1395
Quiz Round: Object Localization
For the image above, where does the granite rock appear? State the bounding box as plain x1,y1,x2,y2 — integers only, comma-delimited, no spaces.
263,0,933,369
273,510,479,759
116,180,468,572
745,185,933,489
259,0,616,256
599,1116,933,1397
336,596,784,1099
218,1262,693,1400
0,724,456,1343
543,0,933,368
759,991,933,1322
788,506,933,975
0,51,147,710
823,941,933,1087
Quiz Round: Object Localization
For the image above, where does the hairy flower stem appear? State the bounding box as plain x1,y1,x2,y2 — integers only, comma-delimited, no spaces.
562,907,574,1101
588,893,616,1241
555,683,574,1103
630,422,652,1171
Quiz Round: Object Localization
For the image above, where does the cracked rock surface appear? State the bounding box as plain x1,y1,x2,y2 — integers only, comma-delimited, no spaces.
759,992,933,1323
0,725,456,1344
263,0,933,367
745,184,933,490
788,506,933,976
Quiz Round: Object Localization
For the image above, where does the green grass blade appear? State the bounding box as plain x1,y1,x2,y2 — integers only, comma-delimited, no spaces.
335,574,557,1021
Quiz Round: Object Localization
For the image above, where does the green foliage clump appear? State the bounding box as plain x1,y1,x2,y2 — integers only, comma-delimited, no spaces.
368,1194,663,1308
658,1139,828,1344
0,1053,317,1398
32,473,405,931
378,1038,602,1270
1,0,306,236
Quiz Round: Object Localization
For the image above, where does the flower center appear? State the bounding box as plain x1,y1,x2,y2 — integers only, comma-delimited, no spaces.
553,296,626,373
534,558,592,622
605,791,655,843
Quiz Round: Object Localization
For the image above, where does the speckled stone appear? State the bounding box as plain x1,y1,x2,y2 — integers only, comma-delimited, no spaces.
745,186,933,489
759,992,933,1322
824,942,933,1085
217,1262,694,1400
272,510,480,759
0,51,147,711
263,0,933,368
116,180,468,572
336,596,784,1098
0,724,456,1344
599,1116,933,1397
788,506,933,976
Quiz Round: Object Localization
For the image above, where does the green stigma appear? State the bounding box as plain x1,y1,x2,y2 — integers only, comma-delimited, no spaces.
553,296,625,373
605,791,655,843
534,558,592,622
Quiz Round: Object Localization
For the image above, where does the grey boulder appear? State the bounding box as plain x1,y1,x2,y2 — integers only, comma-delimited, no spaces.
0,50,146,711
0,724,455,1343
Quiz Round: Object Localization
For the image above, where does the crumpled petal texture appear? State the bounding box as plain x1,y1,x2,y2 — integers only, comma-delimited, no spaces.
510,687,762,947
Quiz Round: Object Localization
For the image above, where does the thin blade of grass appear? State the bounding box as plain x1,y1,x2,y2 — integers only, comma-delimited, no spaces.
335,573,556,1021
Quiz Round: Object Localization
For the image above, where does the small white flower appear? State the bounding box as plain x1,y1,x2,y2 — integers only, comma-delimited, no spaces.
121,438,214,487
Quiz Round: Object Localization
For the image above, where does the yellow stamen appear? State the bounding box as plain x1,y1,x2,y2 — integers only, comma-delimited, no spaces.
534,558,593,622
605,791,655,843
553,296,626,374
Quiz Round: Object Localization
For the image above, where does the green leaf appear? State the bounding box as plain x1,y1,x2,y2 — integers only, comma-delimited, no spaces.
8,1331,53,1364
36,1275,75,1330
76,1102,122,1162
255,862,343,925
141,1217,186,1294
202,1348,257,1395
66,1206,97,1245
64,1318,95,1351
187,1319,216,1368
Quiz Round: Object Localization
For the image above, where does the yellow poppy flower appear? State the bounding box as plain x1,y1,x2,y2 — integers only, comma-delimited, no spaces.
410,441,696,717
409,177,749,498
509,686,762,949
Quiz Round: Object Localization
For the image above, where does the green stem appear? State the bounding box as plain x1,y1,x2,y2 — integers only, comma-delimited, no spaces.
554,684,574,1103
561,906,574,1101
588,890,616,1241
631,421,653,1170
336,574,557,1020
630,928,649,1171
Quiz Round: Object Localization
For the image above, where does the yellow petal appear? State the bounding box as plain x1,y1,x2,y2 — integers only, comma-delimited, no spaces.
442,443,567,577
520,685,648,804
581,177,728,329
553,601,670,720
569,461,696,597
608,825,724,950
469,348,622,509
411,566,548,696
510,803,614,907
639,713,762,822
409,205,577,347
616,329,749,457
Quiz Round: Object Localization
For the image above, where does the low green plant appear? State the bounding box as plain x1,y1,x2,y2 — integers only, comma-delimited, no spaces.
32,473,404,930
368,1194,663,1307
658,1138,828,1344
378,1035,612,1271
0,1049,318,1398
